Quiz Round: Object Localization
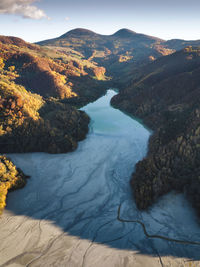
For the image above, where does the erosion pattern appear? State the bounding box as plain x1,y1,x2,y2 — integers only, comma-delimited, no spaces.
0,91,200,267
111,47,200,216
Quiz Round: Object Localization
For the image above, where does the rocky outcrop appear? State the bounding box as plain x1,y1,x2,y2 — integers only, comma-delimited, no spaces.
111,47,200,216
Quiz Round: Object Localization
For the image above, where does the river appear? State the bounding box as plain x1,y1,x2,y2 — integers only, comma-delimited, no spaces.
0,90,200,266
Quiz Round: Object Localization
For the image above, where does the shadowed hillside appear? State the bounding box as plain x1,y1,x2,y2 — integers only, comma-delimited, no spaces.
37,28,200,88
37,28,165,60
37,28,175,86
111,46,200,217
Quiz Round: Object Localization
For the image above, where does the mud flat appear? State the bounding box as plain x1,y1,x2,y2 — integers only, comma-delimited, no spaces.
0,90,200,267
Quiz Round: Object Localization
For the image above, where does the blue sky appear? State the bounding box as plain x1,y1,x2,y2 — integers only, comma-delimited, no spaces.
0,0,200,43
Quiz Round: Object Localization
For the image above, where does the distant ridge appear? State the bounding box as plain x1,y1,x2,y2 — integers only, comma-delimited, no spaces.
36,27,200,84
36,27,172,75
60,28,140,39
37,27,164,47
37,28,200,47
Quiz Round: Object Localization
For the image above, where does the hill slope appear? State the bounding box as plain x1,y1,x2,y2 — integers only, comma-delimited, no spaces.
0,36,100,153
38,28,163,56
0,35,108,100
0,36,106,213
37,28,200,87
111,46,200,216
37,28,174,85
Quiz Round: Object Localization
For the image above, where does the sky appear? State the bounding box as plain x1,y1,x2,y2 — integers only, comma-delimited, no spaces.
0,0,200,43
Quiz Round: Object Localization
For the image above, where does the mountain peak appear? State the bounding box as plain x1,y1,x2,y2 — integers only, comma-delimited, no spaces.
113,28,137,38
60,28,98,38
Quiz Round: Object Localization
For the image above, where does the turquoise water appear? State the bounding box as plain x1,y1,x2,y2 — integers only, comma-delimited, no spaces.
82,89,148,136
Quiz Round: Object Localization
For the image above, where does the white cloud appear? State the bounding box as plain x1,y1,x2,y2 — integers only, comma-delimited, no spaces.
0,0,48,20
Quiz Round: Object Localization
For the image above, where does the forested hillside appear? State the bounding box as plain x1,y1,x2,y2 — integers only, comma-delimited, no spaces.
0,35,109,213
111,46,200,216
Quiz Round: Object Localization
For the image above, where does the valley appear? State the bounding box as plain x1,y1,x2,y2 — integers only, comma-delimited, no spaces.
0,90,200,267
0,28,200,266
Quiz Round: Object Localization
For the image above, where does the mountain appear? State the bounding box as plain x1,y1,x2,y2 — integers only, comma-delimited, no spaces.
111,46,200,216
37,28,174,86
37,28,164,54
37,28,200,88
